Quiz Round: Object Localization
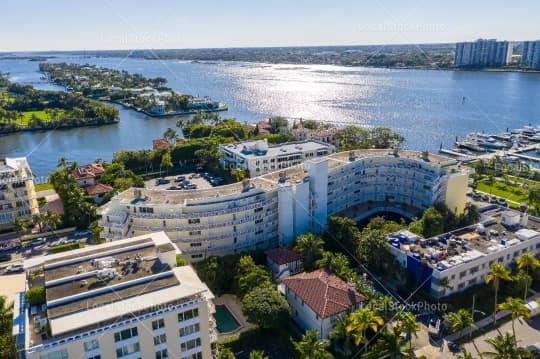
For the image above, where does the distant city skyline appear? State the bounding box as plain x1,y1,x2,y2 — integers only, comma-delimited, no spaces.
1,0,539,52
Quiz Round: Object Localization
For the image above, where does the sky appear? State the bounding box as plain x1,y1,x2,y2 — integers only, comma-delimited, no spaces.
1,0,539,52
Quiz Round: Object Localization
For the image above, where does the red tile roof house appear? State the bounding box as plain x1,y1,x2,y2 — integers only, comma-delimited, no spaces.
85,183,113,204
282,269,365,338
265,247,303,279
71,162,105,187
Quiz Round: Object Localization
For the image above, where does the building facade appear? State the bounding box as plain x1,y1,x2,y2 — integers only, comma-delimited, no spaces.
455,39,513,68
99,149,467,262
265,247,303,278
16,232,217,359
282,269,365,338
218,139,335,177
522,40,540,70
0,157,39,231
388,208,540,298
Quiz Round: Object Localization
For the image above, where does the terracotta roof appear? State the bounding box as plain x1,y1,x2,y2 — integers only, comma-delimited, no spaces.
153,138,170,150
72,163,105,180
282,269,365,318
265,248,302,265
85,183,113,196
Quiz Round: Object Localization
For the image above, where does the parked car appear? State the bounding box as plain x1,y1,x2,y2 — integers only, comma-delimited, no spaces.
167,186,182,190
155,178,170,185
6,263,24,273
31,237,47,246
185,184,197,190
174,175,186,182
74,230,91,237
0,253,12,262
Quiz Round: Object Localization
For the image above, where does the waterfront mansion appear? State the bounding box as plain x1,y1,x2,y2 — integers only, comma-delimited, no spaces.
99,149,468,261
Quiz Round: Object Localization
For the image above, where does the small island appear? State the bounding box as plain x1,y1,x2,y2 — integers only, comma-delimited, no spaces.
39,63,228,117
0,75,119,134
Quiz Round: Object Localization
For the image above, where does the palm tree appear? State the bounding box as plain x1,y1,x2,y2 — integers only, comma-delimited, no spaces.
485,262,512,322
346,307,384,353
249,350,268,359
374,328,408,359
43,210,62,231
369,295,397,323
516,252,540,300
32,213,47,233
443,309,475,339
293,330,334,359
396,311,420,353
497,297,530,345
513,270,532,303
160,150,173,177
12,217,31,234
330,314,355,356
163,127,177,145
57,157,68,169
483,332,519,359
293,233,324,270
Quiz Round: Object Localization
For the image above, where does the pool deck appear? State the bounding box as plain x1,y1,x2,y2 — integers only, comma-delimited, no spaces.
214,294,255,339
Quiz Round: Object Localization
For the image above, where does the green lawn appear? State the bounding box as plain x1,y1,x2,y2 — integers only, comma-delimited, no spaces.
507,175,540,188
16,111,53,126
476,179,528,204
34,182,54,192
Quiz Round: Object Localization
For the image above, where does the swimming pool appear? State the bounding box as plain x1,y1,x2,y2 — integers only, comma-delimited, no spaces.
214,305,240,333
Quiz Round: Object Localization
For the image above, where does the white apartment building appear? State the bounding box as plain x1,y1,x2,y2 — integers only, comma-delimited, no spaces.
0,157,39,231
15,232,217,359
388,208,540,298
218,139,334,177
455,39,513,68
99,149,468,262
522,40,540,70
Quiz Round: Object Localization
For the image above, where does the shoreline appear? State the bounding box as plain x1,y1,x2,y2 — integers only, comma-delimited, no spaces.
0,119,119,135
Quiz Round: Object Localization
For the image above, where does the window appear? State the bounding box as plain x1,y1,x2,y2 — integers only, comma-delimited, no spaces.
254,207,263,213
179,323,200,337
188,218,200,224
116,342,140,358
114,327,138,342
189,230,201,236
88,356,101,359
154,333,167,345
181,338,201,351
255,219,263,224
40,350,68,359
152,319,165,331
178,308,199,322
191,254,203,259
84,339,99,352
182,353,203,359
190,242,202,247
156,349,168,359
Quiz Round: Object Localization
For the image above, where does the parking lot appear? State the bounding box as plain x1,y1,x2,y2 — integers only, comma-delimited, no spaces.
0,231,92,273
144,172,224,191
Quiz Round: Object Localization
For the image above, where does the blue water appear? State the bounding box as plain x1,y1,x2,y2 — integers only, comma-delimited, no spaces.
1,54,540,177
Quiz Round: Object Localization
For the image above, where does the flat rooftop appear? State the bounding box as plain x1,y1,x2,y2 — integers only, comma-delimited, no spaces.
388,209,540,271
23,232,212,347
220,139,332,159
105,149,455,208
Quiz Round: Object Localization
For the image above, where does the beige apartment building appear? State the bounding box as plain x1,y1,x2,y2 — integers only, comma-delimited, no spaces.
0,157,39,231
15,232,217,359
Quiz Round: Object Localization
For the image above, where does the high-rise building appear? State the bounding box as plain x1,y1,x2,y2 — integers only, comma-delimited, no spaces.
0,157,39,230
99,149,468,261
522,40,540,70
454,39,513,68
14,232,217,359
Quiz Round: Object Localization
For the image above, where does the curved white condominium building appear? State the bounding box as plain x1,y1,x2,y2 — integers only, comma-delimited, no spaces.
99,149,468,261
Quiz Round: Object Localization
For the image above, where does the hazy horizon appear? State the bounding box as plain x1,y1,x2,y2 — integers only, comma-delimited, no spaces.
1,0,539,52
